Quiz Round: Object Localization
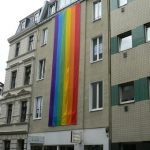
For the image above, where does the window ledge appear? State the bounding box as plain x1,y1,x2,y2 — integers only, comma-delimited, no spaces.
90,108,103,112
90,59,103,64
41,43,47,47
36,78,44,82
33,117,42,120
93,17,102,23
119,3,127,8
119,47,132,52
120,100,135,105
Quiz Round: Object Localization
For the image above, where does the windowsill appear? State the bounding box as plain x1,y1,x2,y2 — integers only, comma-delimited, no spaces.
90,107,103,112
120,100,135,105
93,17,101,23
41,43,47,47
90,58,103,64
37,78,44,82
119,47,132,52
119,3,127,8
33,117,42,120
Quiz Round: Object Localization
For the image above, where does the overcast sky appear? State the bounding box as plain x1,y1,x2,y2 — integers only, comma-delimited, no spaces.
0,0,45,83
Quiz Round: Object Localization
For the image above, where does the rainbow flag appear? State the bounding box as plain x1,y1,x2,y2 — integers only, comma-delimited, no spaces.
49,3,81,127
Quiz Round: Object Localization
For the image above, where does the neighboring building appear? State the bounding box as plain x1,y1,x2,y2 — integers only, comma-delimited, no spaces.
0,82,4,99
110,0,150,150
0,8,41,150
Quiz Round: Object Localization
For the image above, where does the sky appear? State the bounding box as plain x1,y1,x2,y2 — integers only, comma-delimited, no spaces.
0,0,45,83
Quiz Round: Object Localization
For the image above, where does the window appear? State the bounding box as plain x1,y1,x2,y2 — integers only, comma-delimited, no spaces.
20,101,27,122
28,35,34,51
93,0,102,20
120,82,134,104
49,3,56,15
15,42,20,57
42,28,48,45
18,140,24,150
90,81,103,111
34,96,43,119
119,32,132,51
84,145,103,150
10,70,17,89
24,65,31,85
4,140,10,150
91,36,103,62
59,0,76,9
7,104,12,124
34,12,39,23
21,20,26,29
119,0,127,7
38,59,45,80
146,25,150,42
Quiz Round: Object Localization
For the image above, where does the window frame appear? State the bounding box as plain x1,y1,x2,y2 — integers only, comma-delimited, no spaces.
84,145,103,150
10,70,17,89
20,101,27,122
41,28,48,46
89,81,103,112
15,42,20,57
119,82,135,104
33,96,43,120
28,35,34,51
4,140,11,150
93,0,102,21
38,59,46,80
145,24,150,42
91,35,103,63
58,0,77,10
119,31,132,52
7,103,13,124
24,65,31,85
118,0,127,7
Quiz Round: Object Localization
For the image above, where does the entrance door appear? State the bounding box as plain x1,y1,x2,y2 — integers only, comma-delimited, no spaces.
59,145,74,150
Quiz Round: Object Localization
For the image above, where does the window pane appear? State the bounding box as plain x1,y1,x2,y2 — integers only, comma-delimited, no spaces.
120,35,132,51
119,0,127,7
20,101,27,122
24,65,31,85
98,37,103,59
93,38,98,61
84,145,103,150
94,1,101,20
147,27,150,42
121,82,134,102
35,97,42,118
11,71,17,89
92,83,97,109
98,82,103,108
7,104,12,124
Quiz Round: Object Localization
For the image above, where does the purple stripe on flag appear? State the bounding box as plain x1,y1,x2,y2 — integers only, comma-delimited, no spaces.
48,15,58,126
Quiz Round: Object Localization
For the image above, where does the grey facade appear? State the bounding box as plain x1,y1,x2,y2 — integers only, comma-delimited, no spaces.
111,0,150,149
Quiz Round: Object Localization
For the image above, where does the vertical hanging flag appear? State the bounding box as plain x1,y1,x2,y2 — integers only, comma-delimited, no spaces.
49,3,81,127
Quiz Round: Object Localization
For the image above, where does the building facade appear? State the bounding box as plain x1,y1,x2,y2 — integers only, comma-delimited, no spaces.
0,8,40,150
1,0,150,150
110,0,150,150
1,0,110,150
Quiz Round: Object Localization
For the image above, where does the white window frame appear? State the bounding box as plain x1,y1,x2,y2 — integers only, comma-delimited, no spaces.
89,81,103,112
28,35,35,51
119,0,127,7
91,36,103,63
119,82,135,104
34,12,40,23
21,20,26,29
93,0,102,21
38,59,46,80
33,96,43,120
58,0,76,10
119,32,132,51
41,28,48,46
146,25,150,42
